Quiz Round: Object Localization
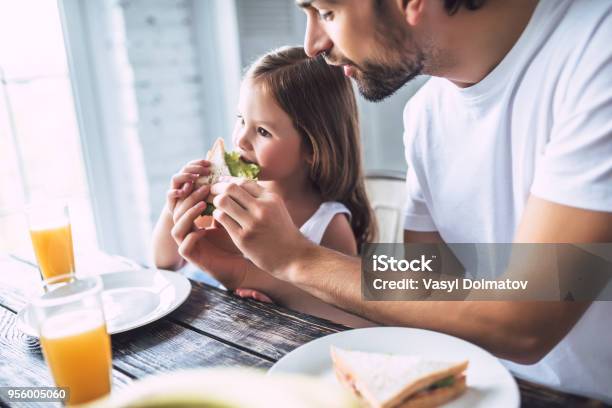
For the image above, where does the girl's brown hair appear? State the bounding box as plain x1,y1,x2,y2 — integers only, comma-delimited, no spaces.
246,46,377,250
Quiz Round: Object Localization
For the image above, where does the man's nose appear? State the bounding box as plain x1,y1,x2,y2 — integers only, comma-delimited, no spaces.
304,16,332,58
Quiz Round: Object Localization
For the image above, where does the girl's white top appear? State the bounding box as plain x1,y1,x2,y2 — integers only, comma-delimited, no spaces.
300,201,351,244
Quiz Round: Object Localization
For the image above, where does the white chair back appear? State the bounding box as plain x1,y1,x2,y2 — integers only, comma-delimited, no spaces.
365,170,407,243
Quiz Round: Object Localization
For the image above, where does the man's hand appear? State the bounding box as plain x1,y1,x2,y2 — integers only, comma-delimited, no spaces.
170,183,249,289
209,178,314,278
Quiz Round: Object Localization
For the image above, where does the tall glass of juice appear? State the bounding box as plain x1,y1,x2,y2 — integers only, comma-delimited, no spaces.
26,203,75,281
32,274,112,406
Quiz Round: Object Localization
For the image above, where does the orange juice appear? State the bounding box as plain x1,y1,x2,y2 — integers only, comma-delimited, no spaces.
30,223,75,279
40,310,112,405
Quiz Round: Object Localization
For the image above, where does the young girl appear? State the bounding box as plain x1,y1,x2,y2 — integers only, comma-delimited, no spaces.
152,46,376,327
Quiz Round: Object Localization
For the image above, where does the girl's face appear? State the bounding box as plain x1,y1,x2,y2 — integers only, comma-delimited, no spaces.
233,79,309,182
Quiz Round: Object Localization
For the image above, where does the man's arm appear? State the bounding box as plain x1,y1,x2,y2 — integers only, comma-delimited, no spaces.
404,230,444,243
284,196,608,363
189,180,610,363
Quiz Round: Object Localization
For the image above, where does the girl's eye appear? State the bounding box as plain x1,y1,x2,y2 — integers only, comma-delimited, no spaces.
237,115,245,126
318,10,333,21
257,127,270,137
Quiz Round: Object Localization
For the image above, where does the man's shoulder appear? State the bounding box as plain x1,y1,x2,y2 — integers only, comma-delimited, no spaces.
402,77,446,122
550,0,612,62
564,0,612,27
545,0,612,114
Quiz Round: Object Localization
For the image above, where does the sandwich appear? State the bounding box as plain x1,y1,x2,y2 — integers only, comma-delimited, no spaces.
195,138,260,215
331,346,468,408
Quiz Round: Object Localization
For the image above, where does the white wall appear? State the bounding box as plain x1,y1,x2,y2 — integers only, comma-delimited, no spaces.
120,0,209,225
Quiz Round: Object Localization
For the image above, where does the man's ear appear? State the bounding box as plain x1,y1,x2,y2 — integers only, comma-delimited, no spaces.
397,0,425,26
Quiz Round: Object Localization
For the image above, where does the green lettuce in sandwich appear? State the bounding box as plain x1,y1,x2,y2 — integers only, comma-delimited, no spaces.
195,138,260,216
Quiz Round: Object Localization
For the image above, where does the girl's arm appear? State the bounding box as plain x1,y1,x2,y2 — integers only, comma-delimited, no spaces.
152,205,186,270
319,213,357,256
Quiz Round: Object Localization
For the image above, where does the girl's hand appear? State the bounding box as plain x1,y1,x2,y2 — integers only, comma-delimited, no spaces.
166,159,211,214
234,288,274,303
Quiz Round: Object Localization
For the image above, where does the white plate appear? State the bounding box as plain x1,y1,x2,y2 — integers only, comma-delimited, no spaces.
269,327,519,408
17,269,191,337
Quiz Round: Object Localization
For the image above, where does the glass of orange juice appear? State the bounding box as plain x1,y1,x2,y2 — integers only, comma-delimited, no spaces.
26,203,75,281
32,274,112,406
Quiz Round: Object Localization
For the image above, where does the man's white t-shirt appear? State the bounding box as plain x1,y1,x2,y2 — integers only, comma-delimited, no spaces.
402,0,612,402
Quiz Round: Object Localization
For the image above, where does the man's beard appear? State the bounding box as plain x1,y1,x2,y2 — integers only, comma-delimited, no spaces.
325,50,424,102
335,8,426,103
355,54,424,102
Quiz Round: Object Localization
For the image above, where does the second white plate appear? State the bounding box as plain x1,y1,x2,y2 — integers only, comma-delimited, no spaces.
268,327,520,408
17,269,191,337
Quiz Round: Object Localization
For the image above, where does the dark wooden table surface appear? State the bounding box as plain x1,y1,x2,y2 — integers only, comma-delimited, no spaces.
0,252,608,408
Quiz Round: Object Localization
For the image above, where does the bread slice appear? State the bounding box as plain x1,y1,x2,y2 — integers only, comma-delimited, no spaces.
331,347,468,408
396,376,466,408
195,138,231,188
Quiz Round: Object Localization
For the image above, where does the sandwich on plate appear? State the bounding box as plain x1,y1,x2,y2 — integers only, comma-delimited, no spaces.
331,346,468,408
195,137,260,215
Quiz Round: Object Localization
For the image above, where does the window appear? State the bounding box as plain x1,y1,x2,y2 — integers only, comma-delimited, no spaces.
0,0,97,257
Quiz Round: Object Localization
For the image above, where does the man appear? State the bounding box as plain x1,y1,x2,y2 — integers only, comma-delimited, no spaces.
170,0,612,402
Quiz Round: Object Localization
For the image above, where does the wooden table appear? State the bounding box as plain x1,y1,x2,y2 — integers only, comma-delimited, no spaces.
0,252,608,407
